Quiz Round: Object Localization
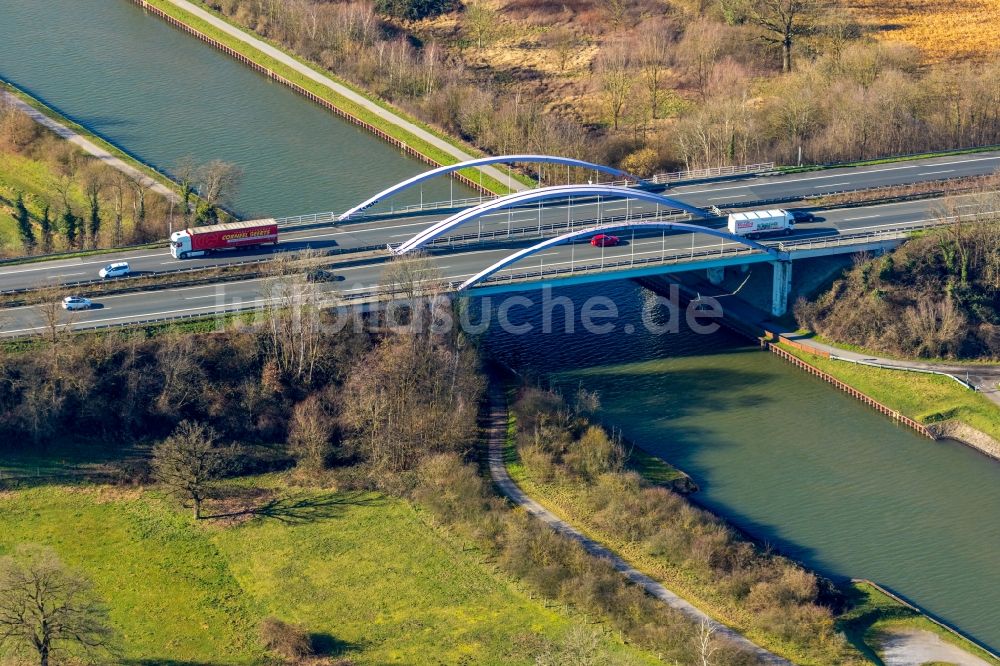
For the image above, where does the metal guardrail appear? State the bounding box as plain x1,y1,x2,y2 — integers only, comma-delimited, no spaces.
831,355,977,390
714,175,994,215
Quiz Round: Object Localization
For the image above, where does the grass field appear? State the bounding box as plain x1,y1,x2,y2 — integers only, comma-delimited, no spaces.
0,477,657,664
777,343,1000,441
849,0,1000,62
0,151,89,254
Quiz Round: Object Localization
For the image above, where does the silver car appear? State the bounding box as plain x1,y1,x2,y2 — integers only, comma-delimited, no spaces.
61,296,93,311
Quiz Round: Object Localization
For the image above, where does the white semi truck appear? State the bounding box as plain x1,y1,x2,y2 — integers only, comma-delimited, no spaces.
726,209,794,238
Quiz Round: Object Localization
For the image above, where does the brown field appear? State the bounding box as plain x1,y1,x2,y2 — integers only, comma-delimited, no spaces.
849,0,1000,62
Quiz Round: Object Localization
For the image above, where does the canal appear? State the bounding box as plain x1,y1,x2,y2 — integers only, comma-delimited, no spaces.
2,0,998,653
480,282,1000,651
0,0,471,218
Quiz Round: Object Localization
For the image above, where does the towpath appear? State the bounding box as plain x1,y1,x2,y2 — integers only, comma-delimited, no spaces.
2,92,178,203
485,382,792,665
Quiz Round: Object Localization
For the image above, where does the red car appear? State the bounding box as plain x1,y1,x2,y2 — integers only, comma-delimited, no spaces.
590,234,620,247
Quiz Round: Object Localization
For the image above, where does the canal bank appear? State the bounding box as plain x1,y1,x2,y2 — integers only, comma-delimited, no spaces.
638,266,1000,461
1,82,178,203
129,0,518,196
479,280,1000,652
0,0,476,217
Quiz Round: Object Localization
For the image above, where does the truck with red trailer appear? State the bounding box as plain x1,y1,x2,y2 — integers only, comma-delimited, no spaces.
169,219,278,259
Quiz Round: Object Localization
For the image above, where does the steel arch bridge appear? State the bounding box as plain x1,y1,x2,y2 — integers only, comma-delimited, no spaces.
457,221,784,291
338,155,644,221
393,184,707,255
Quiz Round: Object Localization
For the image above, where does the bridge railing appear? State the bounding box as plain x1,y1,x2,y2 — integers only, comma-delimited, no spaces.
470,212,993,289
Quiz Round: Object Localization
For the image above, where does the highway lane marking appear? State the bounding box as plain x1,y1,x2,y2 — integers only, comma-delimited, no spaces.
708,195,743,200
816,182,849,188
842,214,881,221
675,154,1000,196
1,301,272,334
918,169,955,176
0,251,168,275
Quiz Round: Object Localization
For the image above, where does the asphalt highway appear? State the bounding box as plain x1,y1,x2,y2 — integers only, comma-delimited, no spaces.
0,150,998,294
0,194,976,336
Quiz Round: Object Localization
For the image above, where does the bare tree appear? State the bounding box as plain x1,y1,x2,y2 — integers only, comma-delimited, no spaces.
287,395,335,472
173,155,199,225
597,45,634,131
380,252,444,301
600,0,630,27
638,29,671,119
258,263,331,386
748,0,826,73
33,284,76,355
464,1,500,50
196,159,244,209
0,545,114,666
543,27,578,73
694,618,719,666
151,421,227,519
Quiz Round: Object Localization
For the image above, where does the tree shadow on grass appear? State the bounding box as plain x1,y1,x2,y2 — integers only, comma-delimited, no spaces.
203,490,382,524
122,660,226,666
310,631,361,658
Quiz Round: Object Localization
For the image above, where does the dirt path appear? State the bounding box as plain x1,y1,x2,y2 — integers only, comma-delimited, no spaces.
160,0,523,192
485,383,791,665
879,627,995,666
2,92,178,203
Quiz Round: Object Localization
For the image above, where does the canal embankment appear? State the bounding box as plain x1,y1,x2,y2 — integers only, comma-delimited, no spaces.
635,265,1000,460
1,80,180,202
128,0,517,196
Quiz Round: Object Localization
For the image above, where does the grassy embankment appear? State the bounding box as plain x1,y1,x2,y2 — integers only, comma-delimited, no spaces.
0,471,658,665
502,394,999,665
841,581,1000,665
141,0,532,196
0,150,88,251
0,80,183,260
846,0,1000,63
501,407,833,665
777,343,1000,442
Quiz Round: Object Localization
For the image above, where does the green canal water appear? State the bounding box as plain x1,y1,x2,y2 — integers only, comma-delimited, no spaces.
481,282,1000,651
0,0,471,218
2,0,998,653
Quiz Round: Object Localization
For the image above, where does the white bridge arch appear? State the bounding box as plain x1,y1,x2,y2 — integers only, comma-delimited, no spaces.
339,155,644,221
392,184,707,255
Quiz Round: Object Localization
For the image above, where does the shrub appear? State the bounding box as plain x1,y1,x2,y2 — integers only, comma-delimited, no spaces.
564,426,625,480
411,452,490,523
620,147,660,177
375,0,458,20
259,616,314,661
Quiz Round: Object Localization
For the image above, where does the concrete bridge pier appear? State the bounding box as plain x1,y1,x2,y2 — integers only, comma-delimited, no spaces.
771,260,792,317
707,266,725,285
